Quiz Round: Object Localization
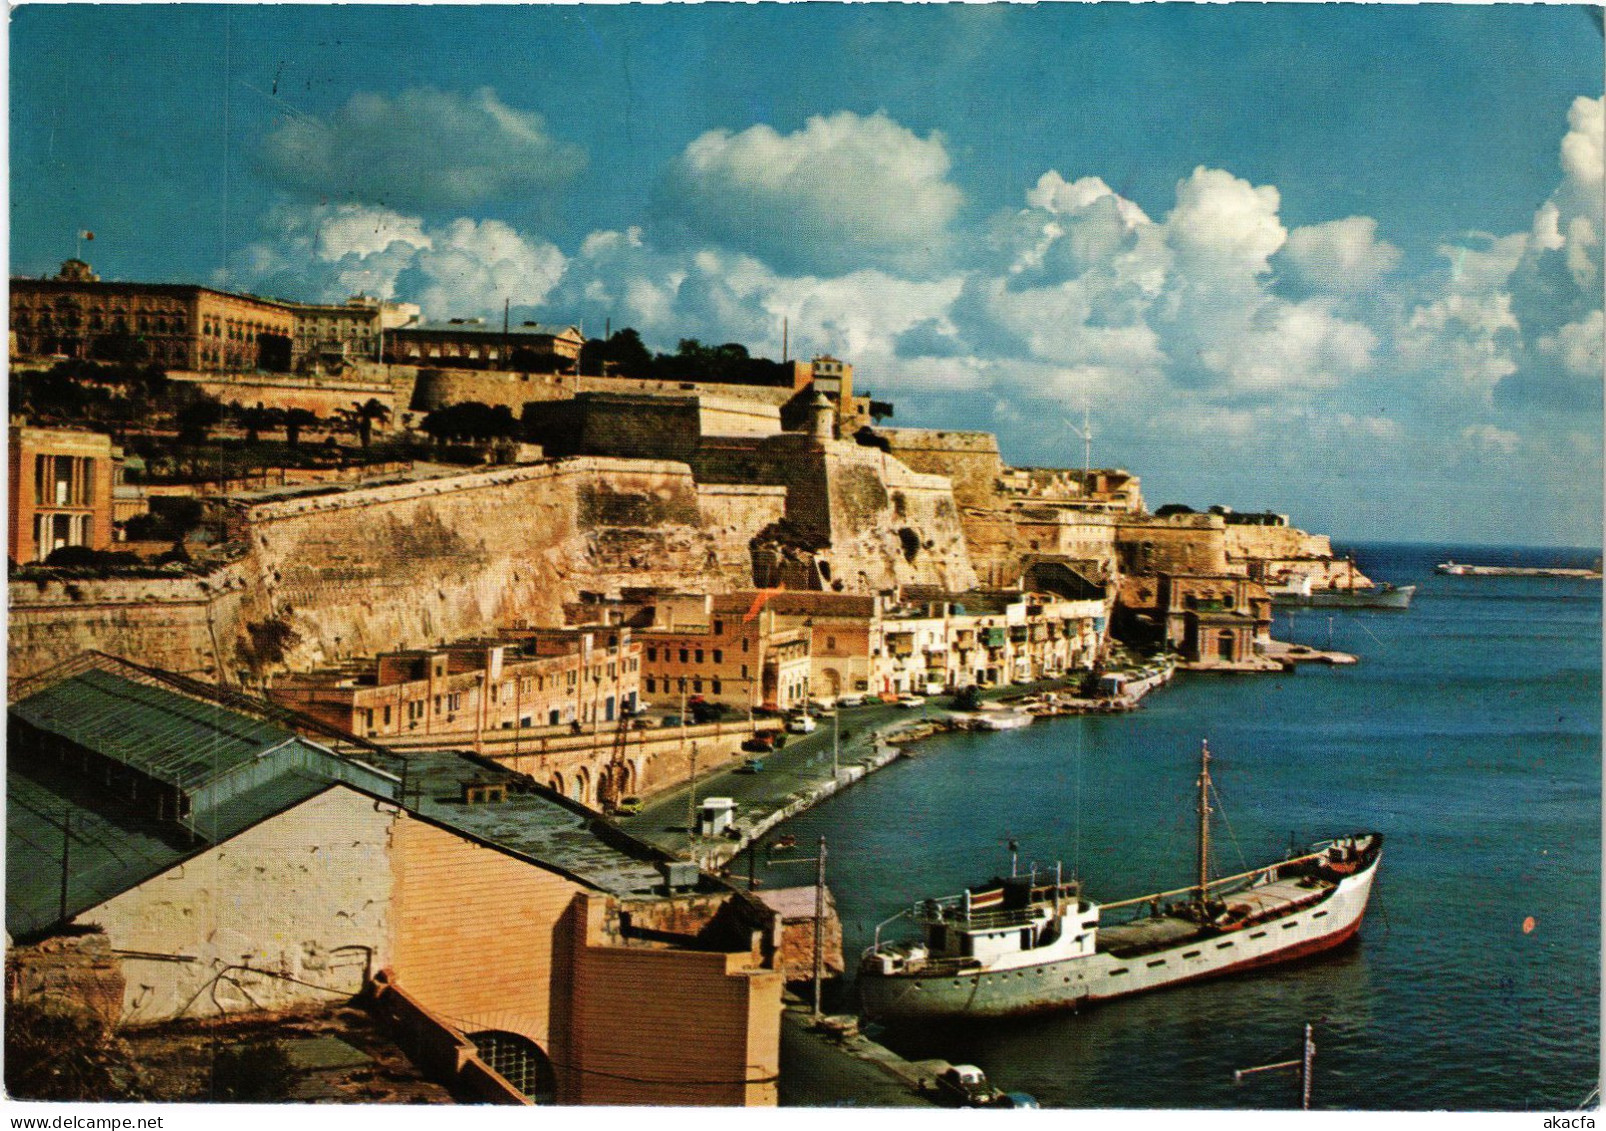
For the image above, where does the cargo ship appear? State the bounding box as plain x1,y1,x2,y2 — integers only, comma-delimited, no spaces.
858,742,1382,1023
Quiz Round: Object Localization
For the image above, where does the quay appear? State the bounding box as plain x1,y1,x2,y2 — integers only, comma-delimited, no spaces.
617,670,1173,869
1437,560,1602,579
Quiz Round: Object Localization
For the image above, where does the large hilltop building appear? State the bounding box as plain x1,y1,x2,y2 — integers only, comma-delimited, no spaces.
10,260,415,375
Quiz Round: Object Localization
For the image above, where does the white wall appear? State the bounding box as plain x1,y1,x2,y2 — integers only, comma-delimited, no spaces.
83,785,396,1026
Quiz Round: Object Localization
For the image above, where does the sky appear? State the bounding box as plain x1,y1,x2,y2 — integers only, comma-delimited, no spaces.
10,4,1604,547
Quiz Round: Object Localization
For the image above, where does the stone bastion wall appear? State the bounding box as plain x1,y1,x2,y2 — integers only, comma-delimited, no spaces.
229,458,775,675
9,460,785,687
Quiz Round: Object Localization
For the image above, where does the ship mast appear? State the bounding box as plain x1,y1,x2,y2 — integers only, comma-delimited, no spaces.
1196,740,1213,918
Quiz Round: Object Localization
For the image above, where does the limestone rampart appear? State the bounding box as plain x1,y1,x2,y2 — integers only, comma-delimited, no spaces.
232,458,768,675
876,428,1004,512
8,565,254,686
1114,513,1231,576
168,372,401,421
1224,523,1334,563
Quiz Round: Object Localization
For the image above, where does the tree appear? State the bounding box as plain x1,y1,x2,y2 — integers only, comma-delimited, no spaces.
233,403,282,446
868,400,895,423
421,401,519,443
175,398,225,444
339,397,391,450
282,408,319,451
579,327,653,378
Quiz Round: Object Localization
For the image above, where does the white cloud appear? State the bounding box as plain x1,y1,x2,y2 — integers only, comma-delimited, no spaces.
1282,216,1402,294
258,87,586,210
655,110,962,277
1459,424,1521,457
1164,167,1286,278
234,204,567,319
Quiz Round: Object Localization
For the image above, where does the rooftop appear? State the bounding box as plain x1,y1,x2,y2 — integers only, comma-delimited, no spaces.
399,320,581,338
11,667,331,794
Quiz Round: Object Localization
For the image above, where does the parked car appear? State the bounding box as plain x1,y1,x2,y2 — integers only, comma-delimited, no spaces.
742,734,776,753
896,694,927,708
612,795,643,816
861,694,884,705
735,758,765,774
933,1065,1001,1108
836,693,866,709
786,713,818,734
807,698,838,717
660,715,684,728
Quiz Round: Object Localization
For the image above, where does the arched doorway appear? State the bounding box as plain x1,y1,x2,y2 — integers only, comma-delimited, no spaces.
822,668,842,698
549,772,565,796
466,1030,556,1103
1218,632,1236,662
573,767,590,805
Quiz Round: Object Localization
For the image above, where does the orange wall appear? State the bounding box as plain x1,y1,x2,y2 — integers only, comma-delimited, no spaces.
563,896,781,1106
389,813,585,1064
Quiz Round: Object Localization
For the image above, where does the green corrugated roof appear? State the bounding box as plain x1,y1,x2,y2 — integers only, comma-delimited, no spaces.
11,669,297,791
6,759,334,940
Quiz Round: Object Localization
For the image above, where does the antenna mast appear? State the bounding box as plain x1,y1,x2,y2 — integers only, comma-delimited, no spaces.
1196,740,1213,918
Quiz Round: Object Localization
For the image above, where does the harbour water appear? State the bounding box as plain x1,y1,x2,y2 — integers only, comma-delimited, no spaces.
762,543,1601,1110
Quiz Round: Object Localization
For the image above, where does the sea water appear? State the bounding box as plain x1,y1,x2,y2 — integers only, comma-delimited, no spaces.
764,543,1601,1110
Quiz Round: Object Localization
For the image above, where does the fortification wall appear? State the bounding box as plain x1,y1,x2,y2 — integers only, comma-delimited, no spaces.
876,428,1003,512
1224,523,1334,562
7,565,256,686
411,366,798,416
410,367,579,413
168,373,401,420
233,459,764,674
1114,513,1231,576
823,442,977,593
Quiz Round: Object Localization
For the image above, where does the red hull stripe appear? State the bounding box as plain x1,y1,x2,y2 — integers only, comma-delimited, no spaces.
1084,910,1367,1003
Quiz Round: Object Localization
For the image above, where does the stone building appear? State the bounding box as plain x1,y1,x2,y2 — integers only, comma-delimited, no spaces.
7,656,783,1106
7,422,119,563
637,594,813,714
10,260,296,373
1159,574,1276,669
268,628,642,740
388,319,584,370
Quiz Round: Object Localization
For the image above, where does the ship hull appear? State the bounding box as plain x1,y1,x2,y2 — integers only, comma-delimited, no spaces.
860,857,1377,1024
1272,585,1415,610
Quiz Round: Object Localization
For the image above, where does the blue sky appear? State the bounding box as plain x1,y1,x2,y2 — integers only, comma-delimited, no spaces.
11,4,1603,546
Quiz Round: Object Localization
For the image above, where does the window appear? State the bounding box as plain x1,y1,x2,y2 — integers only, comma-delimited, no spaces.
714,619,724,634
742,638,749,652
693,678,704,693
712,679,722,694
826,636,837,650
695,649,704,664
448,692,462,712
433,695,442,714
383,705,392,725
713,649,723,664
680,648,689,663
647,646,657,662
741,664,749,679
646,677,656,693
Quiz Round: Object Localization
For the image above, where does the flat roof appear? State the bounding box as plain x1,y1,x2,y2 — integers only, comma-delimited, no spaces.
11,668,316,793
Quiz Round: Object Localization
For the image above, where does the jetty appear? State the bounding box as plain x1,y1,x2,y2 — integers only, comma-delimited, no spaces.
1437,561,1601,579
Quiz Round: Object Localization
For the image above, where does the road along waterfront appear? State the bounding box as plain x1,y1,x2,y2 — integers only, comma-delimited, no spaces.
744,542,1601,1111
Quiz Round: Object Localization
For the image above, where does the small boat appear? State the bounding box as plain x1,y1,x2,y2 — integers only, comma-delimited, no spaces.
952,708,1034,731
1269,558,1415,610
858,741,1382,1023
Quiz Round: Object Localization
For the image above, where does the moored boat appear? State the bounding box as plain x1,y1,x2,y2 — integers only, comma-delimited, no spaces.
858,741,1382,1023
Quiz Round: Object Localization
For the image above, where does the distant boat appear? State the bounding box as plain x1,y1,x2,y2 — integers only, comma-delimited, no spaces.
1271,582,1416,610
859,741,1382,1023
1268,557,1415,610
951,708,1034,731
1436,561,1602,580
